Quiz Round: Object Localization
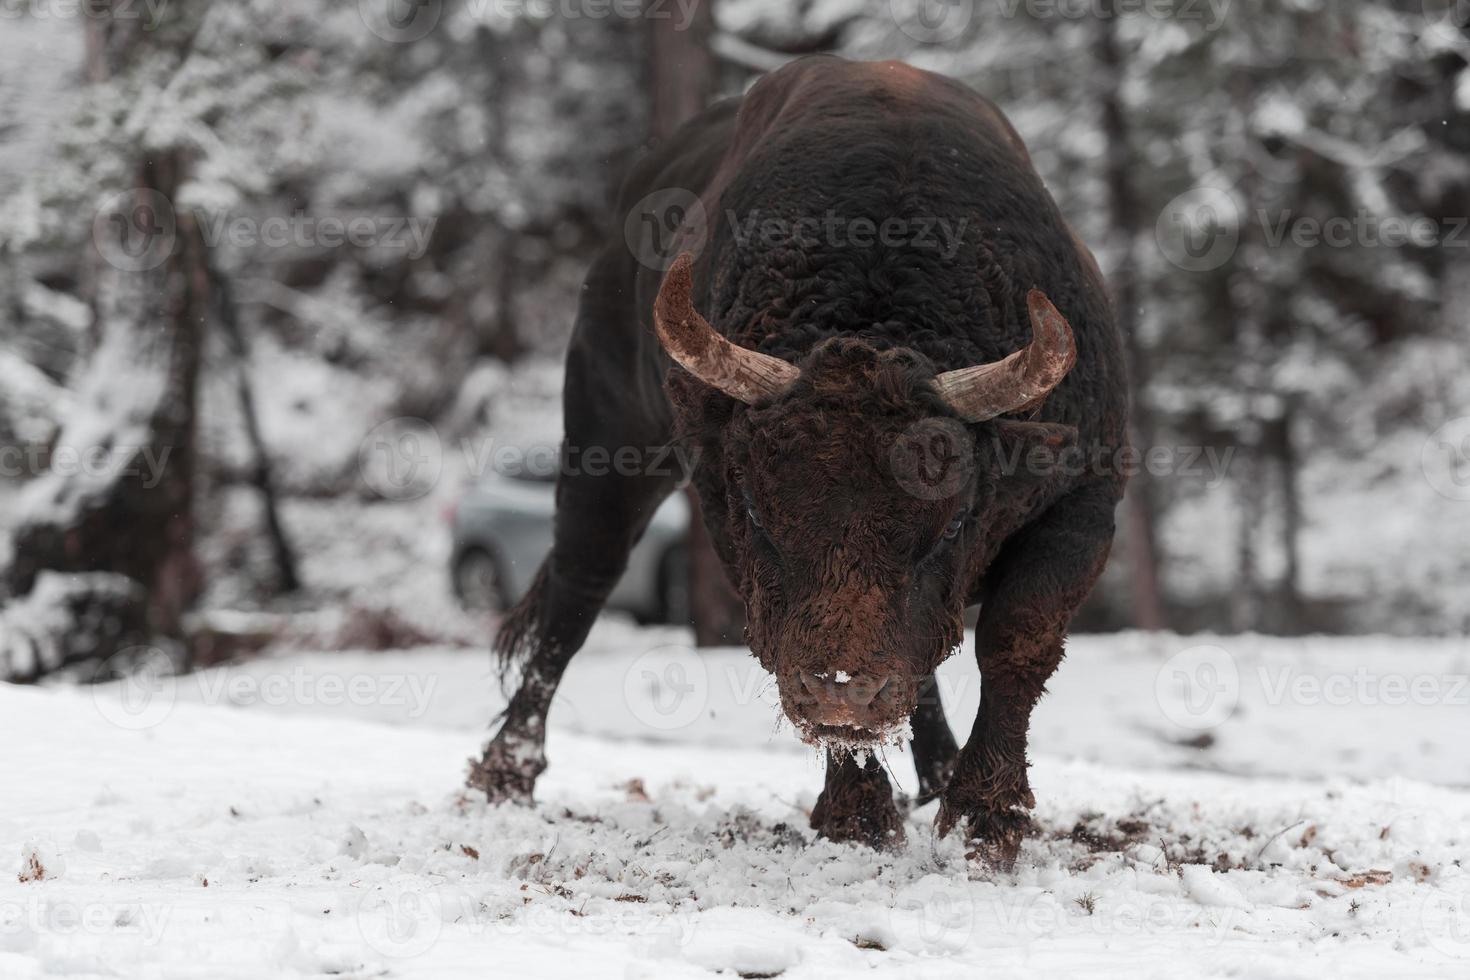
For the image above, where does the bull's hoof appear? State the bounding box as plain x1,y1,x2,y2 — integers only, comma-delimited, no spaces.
811,787,907,851
935,801,1032,873
466,736,546,805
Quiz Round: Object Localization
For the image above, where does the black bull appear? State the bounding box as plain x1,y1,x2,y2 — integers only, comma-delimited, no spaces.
470,56,1128,868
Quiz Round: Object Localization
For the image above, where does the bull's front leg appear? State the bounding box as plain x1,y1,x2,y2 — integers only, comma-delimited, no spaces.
811,748,905,850
937,482,1117,870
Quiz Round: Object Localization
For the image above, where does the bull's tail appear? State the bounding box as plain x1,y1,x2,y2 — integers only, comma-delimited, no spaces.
493,558,551,685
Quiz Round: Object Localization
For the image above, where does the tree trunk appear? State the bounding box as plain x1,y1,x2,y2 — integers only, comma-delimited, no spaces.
209,260,300,594
648,0,742,646
5,149,205,657
1264,402,1302,631
648,0,715,141
1095,4,1166,630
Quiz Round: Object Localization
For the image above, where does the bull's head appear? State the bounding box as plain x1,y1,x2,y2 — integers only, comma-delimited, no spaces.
654,253,1077,746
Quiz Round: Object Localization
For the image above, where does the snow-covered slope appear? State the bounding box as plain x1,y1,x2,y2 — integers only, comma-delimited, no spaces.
3,630,1468,978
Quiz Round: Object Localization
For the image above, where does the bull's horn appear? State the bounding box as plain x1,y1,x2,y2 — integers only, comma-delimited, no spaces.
653,252,800,404
931,288,1077,422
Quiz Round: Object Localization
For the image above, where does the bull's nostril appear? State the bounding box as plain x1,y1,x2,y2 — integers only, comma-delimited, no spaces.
798,672,821,697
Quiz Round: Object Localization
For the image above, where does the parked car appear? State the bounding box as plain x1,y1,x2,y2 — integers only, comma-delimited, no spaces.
447,466,691,624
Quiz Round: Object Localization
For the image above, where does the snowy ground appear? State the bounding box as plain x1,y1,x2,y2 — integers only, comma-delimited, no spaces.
4,625,1469,978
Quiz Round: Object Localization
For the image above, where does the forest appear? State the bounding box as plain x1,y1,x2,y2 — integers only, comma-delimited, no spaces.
1,0,1468,682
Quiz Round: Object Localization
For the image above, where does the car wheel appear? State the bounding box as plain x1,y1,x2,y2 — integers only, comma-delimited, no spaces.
657,544,692,626
455,548,507,612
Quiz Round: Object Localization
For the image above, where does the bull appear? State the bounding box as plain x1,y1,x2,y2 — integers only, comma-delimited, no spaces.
469,56,1128,869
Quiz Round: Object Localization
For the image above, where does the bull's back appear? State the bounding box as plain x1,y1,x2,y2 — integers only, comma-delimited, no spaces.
612,57,1124,450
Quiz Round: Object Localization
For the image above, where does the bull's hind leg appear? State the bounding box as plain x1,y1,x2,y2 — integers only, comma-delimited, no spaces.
469,255,678,804
937,482,1116,870
810,749,905,850
469,439,678,803
910,674,958,805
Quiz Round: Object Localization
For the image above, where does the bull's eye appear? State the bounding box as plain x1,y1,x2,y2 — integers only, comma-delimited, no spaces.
942,515,965,540
746,502,764,530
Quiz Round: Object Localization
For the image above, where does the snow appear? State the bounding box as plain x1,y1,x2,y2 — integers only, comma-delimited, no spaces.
3,628,1468,978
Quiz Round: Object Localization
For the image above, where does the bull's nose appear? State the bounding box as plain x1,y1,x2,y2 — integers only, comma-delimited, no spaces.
796,671,894,726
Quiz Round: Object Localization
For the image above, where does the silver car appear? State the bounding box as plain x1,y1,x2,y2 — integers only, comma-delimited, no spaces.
448,467,691,624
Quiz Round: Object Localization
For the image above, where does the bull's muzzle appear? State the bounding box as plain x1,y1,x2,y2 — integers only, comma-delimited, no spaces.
790,671,902,735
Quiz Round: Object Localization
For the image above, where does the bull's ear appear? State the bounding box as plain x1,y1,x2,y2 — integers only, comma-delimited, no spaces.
988,420,1079,482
